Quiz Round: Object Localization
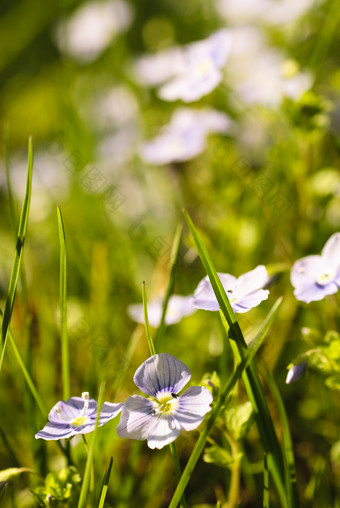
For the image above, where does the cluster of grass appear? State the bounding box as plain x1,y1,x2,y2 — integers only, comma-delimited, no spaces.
1,0,340,506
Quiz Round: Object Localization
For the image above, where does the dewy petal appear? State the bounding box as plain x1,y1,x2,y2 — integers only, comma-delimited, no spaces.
116,395,156,441
321,233,340,274
133,353,191,397
175,386,213,431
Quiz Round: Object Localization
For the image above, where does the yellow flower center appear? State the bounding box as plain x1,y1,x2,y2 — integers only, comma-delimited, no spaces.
71,416,88,426
317,272,334,286
152,393,179,417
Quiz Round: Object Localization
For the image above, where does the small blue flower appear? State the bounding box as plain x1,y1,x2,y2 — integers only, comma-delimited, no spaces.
116,353,213,449
286,362,307,384
291,233,340,303
139,107,232,165
191,265,269,313
158,30,231,102
35,392,122,440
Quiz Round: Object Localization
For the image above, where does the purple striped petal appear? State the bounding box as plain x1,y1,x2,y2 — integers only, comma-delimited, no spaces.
116,395,156,441
175,386,213,430
133,353,191,397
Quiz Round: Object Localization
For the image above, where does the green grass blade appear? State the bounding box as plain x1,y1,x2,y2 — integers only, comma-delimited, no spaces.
154,223,183,352
0,136,33,373
262,368,300,508
263,453,269,508
97,457,113,508
78,382,106,508
142,281,156,357
183,210,286,502
170,442,187,508
169,297,278,508
57,205,70,401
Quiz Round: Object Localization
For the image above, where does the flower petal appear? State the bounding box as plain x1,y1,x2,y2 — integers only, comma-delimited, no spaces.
98,402,123,425
35,422,75,440
294,281,338,303
290,255,324,288
48,397,97,423
116,395,156,441
321,233,340,273
146,415,181,449
234,265,269,297
191,273,237,311
175,386,213,431
133,353,191,397
232,289,269,313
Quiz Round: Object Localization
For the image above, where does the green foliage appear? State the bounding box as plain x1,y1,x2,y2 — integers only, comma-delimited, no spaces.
225,401,254,442
32,467,81,507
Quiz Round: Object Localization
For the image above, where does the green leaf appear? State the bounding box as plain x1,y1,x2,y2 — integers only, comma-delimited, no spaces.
0,467,36,482
225,401,254,441
203,443,238,469
57,205,70,401
0,137,33,373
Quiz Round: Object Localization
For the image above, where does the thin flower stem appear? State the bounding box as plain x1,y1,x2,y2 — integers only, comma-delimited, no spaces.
225,434,240,508
170,442,187,508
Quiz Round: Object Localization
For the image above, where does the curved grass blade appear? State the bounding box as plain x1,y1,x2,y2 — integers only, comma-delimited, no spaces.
0,137,33,373
78,382,106,508
142,281,156,357
262,368,300,508
154,223,183,352
57,205,70,401
183,210,286,503
97,457,113,508
169,297,281,508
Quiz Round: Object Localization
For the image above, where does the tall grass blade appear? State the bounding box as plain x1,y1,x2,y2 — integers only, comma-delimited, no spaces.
97,457,113,508
262,368,300,507
142,281,156,356
154,223,183,352
263,453,269,508
57,205,70,401
0,137,33,373
169,297,279,508
183,210,286,502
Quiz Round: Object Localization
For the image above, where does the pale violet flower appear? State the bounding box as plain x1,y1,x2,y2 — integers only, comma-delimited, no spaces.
291,233,340,303
134,30,231,102
140,107,233,165
191,265,269,313
134,46,186,86
158,30,231,102
116,353,213,449
55,0,133,63
128,295,196,328
35,392,122,440
286,362,307,384
217,0,317,27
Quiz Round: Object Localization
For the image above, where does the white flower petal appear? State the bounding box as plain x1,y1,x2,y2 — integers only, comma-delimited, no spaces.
234,265,269,298
175,386,213,431
133,353,191,397
146,415,181,449
321,233,340,273
116,395,155,441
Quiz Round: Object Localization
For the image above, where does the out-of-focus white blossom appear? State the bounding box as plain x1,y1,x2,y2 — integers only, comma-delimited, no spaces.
55,0,133,63
140,107,233,165
134,30,231,102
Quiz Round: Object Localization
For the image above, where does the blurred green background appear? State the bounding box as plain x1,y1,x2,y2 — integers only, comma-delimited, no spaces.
1,0,340,506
